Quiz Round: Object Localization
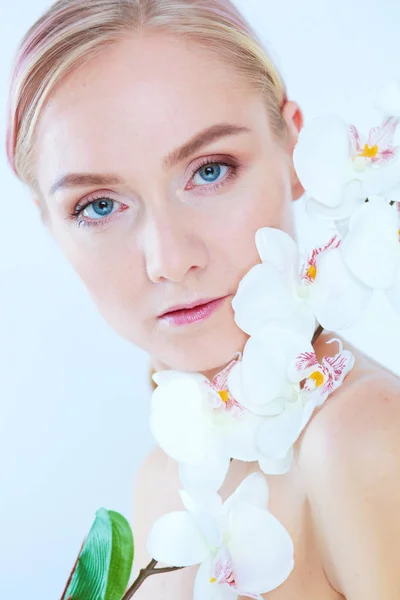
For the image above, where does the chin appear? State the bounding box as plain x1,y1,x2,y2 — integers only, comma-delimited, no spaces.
157,326,249,374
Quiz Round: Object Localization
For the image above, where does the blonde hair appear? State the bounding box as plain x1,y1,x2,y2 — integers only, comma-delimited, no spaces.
5,0,289,390
6,0,288,195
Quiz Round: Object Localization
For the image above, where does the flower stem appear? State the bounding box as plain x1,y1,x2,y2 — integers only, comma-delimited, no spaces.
121,559,184,599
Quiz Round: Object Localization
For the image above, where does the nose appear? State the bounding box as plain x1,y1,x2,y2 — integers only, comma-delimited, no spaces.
141,205,209,284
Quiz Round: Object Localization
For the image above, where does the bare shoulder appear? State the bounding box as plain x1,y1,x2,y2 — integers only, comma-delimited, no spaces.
131,446,198,598
297,351,400,594
298,361,400,470
298,331,400,459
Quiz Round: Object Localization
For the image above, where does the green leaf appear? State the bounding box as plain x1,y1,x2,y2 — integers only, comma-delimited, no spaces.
62,508,134,600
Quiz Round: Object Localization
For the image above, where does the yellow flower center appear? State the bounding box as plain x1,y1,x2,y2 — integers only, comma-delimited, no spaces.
359,143,379,158
218,390,229,403
210,577,217,584
309,370,325,387
307,264,317,280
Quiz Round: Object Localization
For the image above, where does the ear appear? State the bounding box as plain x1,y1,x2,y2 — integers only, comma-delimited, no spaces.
281,100,305,201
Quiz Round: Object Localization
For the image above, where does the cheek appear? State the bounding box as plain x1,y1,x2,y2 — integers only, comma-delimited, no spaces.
77,252,151,346
55,232,147,319
223,185,295,290
247,175,296,239
225,181,292,258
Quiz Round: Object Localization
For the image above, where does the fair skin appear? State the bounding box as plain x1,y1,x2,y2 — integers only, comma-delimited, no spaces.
32,32,400,599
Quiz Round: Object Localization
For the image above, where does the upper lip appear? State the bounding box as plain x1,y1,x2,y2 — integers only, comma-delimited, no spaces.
159,295,228,317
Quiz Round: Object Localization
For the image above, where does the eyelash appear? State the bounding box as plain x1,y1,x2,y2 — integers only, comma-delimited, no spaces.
67,158,240,229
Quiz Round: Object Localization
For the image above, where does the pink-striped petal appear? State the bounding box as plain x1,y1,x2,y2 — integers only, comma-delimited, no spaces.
193,557,238,600
300,235,342,285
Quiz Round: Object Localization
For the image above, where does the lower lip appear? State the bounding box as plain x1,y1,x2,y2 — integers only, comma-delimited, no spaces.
159,297,228,326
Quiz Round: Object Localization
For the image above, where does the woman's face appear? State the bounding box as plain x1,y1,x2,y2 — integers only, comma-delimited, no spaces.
34,32,304,376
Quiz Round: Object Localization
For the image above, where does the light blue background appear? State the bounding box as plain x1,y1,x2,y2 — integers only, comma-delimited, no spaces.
1,0,399,598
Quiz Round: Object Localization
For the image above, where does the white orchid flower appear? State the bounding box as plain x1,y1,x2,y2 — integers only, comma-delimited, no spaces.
287,338,355,406
232,226,356,333
341,199,400,289
231,227,317,338
293,115,400,220
227,328,354,475
376,79,400,118
303,199,400,325
226,326,314,417
150,357,263,493
235,217,398,332
299,230,369,330
147,472,294,600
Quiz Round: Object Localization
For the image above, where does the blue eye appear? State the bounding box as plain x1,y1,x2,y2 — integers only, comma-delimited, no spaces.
83,198,115,219
189,159,239,193
69,158,240,229
196,163,223,183
69,195,122,229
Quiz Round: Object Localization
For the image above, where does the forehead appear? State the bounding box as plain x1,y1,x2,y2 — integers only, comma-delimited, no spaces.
35,33,268,195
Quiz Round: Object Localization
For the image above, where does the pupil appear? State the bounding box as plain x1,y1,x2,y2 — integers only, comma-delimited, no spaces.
201,164,221,182
94,199,113,216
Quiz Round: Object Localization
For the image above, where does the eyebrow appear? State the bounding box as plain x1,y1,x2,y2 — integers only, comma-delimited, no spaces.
49,123,251,196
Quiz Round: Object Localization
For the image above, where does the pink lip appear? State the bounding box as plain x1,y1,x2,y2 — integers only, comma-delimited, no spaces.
159,296,228,326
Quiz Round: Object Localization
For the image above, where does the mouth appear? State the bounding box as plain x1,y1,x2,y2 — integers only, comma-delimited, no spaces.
158,296,230,326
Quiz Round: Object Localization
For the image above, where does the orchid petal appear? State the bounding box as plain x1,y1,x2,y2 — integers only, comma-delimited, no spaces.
308,246,372,329
341,201,399,289
152,370,206,387
228,503,294,593
305,179,364,221
218,473,270,541
361,153,400,198
286,349,319,383
227,361,287,416
376,80,400,117
179,490,223,549
389,186,400,202
150,376,208,464
293,116,351,207
151,370,181,387
193,557,238,600
232,263,294,335
298,397,318,430
258,448,294,475
386,271,400,314
367,116,398,151
237,335,287,406
255,227,298,276
147,511,209,567
335,217,351,238
222,473,269,515
180,489,223,518
269,307,317,340
219,411,263,462
256,399,306,459
178,453,231,494
238,327,313,407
